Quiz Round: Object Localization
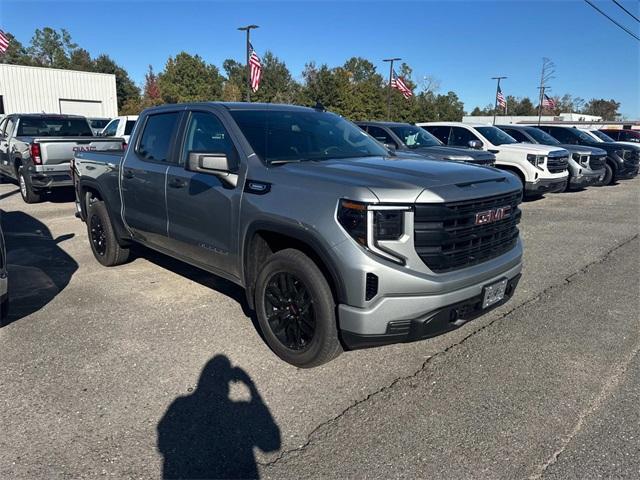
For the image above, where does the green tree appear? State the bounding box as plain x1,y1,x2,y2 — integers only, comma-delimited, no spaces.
68,48,94,72
28,27,77,68
582,98,620,120
222,59,245,101
251,52,300,104
94,54,140,110
158,52,223,103
0,32,33,65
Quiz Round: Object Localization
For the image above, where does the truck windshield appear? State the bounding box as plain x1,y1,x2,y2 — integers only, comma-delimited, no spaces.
230,109,388,163
590,130,615,142
524,127,561,145
89,119,109,129
476,126,518,145
17,117,93,137
389,125,441,148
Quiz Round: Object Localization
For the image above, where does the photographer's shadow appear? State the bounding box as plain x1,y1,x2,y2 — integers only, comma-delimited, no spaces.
157,355,281,479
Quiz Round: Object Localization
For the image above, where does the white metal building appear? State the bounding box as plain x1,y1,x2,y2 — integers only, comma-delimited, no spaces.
462,113,603,125
0,64,118,117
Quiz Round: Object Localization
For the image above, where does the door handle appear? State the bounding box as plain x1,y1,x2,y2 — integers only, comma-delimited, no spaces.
123,169,135,179
168,178,187,189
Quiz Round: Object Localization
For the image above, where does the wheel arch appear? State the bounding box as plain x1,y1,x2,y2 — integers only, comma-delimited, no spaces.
242,221,347,310
78,178,131,244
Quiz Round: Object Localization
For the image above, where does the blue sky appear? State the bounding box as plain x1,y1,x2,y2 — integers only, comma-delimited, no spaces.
1,0,639,117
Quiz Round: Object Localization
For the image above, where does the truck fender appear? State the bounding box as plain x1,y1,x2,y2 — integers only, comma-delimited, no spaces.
242,220,347,308
78,178,131,244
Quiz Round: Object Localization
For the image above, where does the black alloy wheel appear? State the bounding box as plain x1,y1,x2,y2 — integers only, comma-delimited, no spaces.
90,213,107,257
264,272,316,351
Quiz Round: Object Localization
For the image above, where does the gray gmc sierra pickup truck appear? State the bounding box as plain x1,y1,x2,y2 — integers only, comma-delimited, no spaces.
0,114,124,203
73,102,523,367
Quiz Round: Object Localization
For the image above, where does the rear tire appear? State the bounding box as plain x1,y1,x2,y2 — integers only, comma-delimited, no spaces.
254,249,342,368
86,199,130,266
18,166,42,204
601,163,614,186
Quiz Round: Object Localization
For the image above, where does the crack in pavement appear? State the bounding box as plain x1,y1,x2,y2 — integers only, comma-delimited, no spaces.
260,233,640,470
529,343,640,479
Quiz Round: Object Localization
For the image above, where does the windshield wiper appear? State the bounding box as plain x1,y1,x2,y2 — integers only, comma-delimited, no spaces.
269,159,303,165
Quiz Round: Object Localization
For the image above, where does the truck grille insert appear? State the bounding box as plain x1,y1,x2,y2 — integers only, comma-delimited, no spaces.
547,155,569,173
414,191,522,273
589,155,605,170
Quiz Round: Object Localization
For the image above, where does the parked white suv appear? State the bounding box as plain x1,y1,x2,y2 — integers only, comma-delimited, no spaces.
419,122,569,196
101,115,138,145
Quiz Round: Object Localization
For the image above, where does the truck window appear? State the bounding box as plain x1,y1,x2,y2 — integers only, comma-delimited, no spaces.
182,112,235,164
423,126,450,144
16,117,93,137
137,112,180,163
103,120,118,137
4,118,15,137
366,126,396,146
124,120,136,135
449,127,479,147
502,128,528,143
230,109,387,163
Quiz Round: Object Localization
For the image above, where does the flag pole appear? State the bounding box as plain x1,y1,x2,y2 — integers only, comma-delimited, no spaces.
383,57,401,119
537,86,545,126
491,76,506,125
238,24,259,102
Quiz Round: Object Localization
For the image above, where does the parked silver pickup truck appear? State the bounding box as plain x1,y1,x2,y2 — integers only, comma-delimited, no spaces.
0,114,124,203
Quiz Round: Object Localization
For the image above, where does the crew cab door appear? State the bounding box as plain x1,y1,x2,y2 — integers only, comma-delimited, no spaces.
121,110,182,249
0,117,10,175
165,109,244,279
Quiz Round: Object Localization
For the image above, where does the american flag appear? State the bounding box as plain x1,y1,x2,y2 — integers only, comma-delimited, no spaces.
249,43,262,93
391,70,413,99
0,31,9,54
496,85,507,109
542,94,556,109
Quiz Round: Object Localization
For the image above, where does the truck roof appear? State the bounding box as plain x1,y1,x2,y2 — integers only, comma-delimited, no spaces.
8,113,87,119
356,120,412,127
144,102,323,114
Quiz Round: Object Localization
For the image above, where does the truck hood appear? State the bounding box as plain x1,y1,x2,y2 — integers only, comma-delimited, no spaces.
498,143,566,155
411,145,495,161
274,155,518,203
558,144,608,156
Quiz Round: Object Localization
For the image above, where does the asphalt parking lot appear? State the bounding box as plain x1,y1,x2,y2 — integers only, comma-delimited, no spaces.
1,178,639,479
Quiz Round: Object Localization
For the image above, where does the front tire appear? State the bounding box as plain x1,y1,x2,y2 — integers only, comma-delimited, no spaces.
18,166,42,204
86,199,130,266
601,163,614,186
255,249,342,368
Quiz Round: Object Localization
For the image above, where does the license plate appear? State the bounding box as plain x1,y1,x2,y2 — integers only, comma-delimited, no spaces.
482,278,508,309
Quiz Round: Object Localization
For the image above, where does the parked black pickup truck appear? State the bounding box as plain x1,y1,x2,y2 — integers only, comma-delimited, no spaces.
73,102,523,367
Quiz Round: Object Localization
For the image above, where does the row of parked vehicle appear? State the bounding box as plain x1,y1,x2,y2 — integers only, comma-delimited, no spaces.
1,104,638,367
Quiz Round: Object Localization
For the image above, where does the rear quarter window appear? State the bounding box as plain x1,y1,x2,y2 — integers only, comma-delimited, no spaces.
136,112,180,163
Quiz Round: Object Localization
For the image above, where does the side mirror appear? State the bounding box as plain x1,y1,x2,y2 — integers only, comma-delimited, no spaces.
384,143,397,152
468,140,483,149
187,152,238,187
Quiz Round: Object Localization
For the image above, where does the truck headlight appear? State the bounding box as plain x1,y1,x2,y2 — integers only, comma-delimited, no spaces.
526,154,545,169
338,200,410,264
614,150,626,160
445,155,474,161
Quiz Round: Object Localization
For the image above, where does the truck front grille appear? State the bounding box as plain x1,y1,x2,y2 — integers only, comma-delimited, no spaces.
547,155,569,173
414,191,522,273
589,155,605,170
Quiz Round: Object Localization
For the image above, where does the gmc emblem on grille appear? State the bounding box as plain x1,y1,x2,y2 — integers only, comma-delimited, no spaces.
475,206,512,225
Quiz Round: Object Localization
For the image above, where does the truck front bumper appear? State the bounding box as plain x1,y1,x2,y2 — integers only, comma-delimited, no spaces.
339,261,522,349
569,170,603,188
524,176,567,195
617,162,639,179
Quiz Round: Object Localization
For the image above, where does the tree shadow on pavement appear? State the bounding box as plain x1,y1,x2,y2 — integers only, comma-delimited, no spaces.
157,355,281,479
1,210,78,325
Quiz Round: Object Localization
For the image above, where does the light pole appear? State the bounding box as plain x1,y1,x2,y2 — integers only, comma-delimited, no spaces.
237,24,259,102
383,57,401,119
491,76,507,125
